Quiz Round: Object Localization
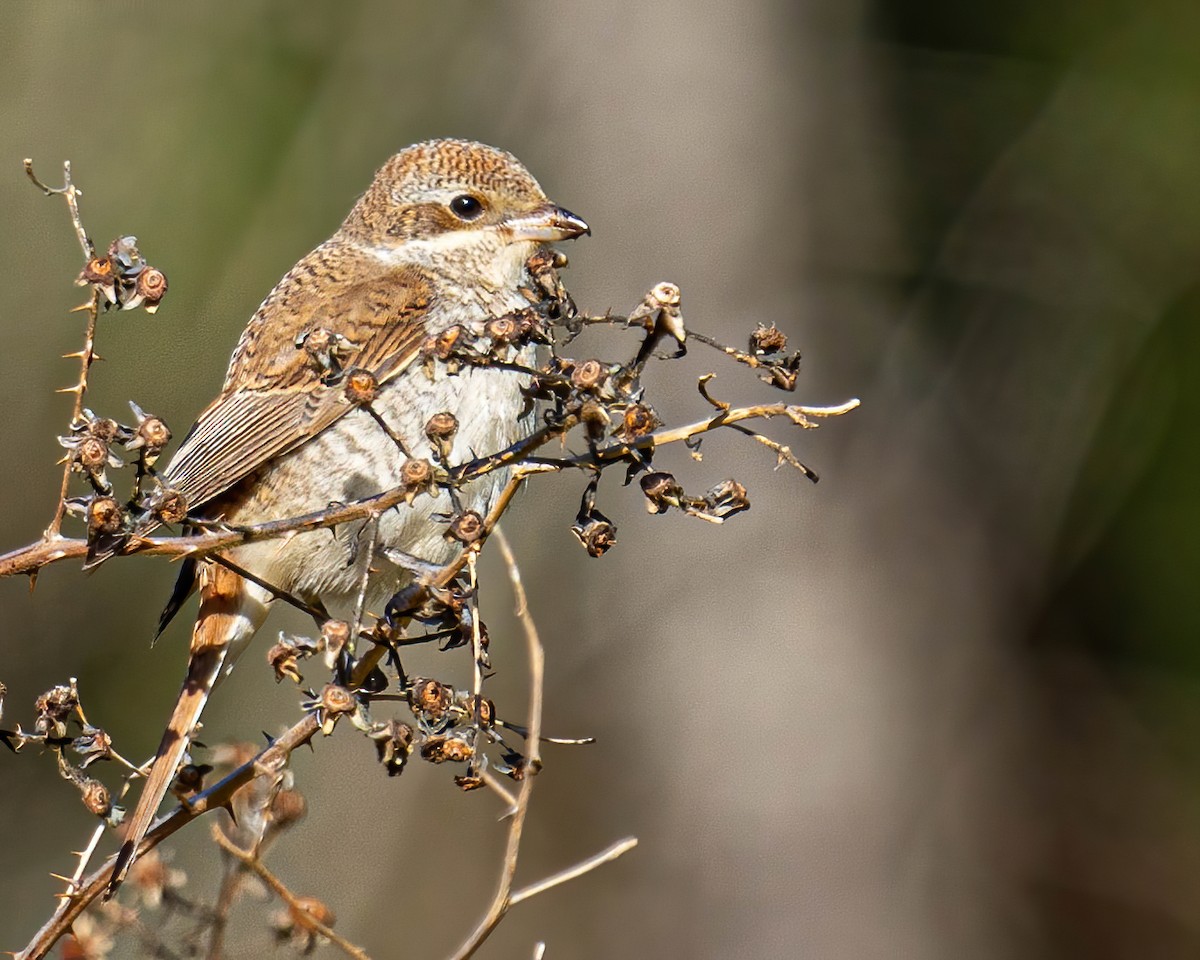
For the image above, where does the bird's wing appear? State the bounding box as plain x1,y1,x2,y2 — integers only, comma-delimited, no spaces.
163,256,434,513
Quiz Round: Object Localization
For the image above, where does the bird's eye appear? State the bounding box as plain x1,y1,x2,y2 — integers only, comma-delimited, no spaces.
449,194,484,221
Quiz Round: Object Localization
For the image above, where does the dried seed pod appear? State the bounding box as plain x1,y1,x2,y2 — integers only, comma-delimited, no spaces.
399,457,435,503
71,725,113,767
319,684,355,716
86,497,123,538
136,267,168,313
77,437,110,472
150,488,188,525
343,368,379,405
267,638,305,684
616,403,659,443
749,322,787,355
570,358,607,392
78,256,118,303
79,256,114,286
85,417,122,443
420,733,474,764
628,281,686,346
316,684,357,733
445,510,485,546
425,411,459,461
35,684,78,737
370,719,415,777
485,315,519,344
571,517,618,557
127,402,172,463
704,478,750,519
409,678,452,723
80,778,112,817
639,471,683,514
320,619,352,669
467,694,496,729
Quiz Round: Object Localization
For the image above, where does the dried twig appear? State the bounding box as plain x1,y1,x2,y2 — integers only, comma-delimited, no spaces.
210,826,370,960
447,529,636,960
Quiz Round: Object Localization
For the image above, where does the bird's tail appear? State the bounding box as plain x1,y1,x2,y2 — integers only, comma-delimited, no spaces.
109,560,268,895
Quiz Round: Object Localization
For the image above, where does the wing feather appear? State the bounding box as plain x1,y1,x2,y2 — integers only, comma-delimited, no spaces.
161,255,433,514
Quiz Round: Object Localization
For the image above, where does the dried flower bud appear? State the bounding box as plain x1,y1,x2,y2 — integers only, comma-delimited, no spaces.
80,778,112,817
268,638,305,684
399,457,435,502
126,406,172,465
570,359,607,392
704,478,750,520
409,679,452,723
571,517,618,557
151,488,188,525
85,417,121,443
370,719,415,776
485,315,519,344
269,788,308,829
87,497,123,538
78,256,118,304
71,725,113,767
420,733,475,764
35,684,78,737
79,256,114,285
320,619,352,669
578,400,611,442
649,281,681,308
343,368,379,405
77,436,109,471
455,774,485,791
445,510,485,546
319,684,355,716
639,471,682,514
749,322,787,355
135,267,168,313
617,403,658,443
467,694,495,728
425,410,459,441
627,281,686,346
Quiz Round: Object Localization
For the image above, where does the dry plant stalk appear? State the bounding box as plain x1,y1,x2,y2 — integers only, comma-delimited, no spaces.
1,161,857,960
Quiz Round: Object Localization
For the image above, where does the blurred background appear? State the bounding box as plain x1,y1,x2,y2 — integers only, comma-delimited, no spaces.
3,1,1200,957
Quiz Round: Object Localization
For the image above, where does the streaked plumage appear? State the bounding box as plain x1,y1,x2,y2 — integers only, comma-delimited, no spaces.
109,140,588,891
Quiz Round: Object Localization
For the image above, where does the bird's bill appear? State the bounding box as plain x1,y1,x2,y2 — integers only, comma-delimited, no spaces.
503,204,590,243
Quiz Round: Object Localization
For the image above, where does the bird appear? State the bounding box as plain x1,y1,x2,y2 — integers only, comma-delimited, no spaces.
108,139,589,891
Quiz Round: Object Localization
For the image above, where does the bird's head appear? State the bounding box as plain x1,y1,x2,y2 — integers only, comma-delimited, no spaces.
343,139,588,288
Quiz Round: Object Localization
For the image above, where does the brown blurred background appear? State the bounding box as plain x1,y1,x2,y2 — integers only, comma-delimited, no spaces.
4,1,1200,957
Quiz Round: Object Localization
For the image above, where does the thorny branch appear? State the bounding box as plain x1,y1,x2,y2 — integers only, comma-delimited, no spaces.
210,826,370,960
3,162,855,959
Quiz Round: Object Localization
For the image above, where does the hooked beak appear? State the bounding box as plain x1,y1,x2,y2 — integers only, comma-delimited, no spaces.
504,204,590,243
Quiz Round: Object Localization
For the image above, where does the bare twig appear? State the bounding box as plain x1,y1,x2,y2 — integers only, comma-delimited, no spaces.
16,715,322,960
447,528,634,959
24,159,94,259
210,826,370,960
508,837,640,907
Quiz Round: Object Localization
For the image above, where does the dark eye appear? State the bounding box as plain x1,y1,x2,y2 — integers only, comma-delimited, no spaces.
449,194,484,221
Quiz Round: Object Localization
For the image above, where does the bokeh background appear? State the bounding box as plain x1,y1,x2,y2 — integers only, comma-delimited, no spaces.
4,1,1200,957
